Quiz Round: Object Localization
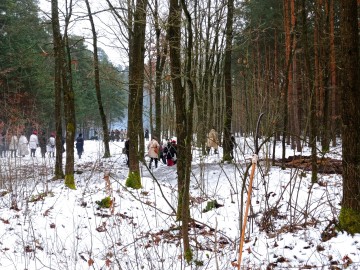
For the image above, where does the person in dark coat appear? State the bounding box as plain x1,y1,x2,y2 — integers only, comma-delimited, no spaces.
163,140,177,166
38,130,47,158
159,140,166,164
75,133,84,159
115,129,120,141
230,135,237,159
110,130,115,142
125,138,129,166
170,140,177,164
0,131,6,158
62,137,65,153
144,128,149,141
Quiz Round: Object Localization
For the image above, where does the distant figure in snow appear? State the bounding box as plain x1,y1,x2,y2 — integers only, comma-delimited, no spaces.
230,135,237,159
47,132,56,158
18,132,29,157
144,128,149,141
147,136,160,169
8,131,18,158
125,138,129,166
38,130,47,158
163,140,177,166
0,131,6,158
29,130,39,157
75,133,84,159
206,128,219,154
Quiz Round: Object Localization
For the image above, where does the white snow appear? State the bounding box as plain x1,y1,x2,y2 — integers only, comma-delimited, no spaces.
0,137,358,270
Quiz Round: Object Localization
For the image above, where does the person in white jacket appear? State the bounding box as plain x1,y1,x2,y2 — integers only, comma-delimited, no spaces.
9,133,18,158
29,130,39,157
46,133,56,157
18,132,29,157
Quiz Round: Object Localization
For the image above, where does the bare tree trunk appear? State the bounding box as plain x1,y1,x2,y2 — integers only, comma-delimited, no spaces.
168,0,195,262
301,0,318,183
154,0,167,140
281,0,291,166
62,0,76,189
339,0,360,234
291,0,302,152
126,0,148,189
288,0,302,152
51,0,64,179
222,0,234,162
321,0,331,152
329,0,338,147
84,0,110,158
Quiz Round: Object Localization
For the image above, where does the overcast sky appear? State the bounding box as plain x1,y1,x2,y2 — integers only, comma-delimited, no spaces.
38,0,128,67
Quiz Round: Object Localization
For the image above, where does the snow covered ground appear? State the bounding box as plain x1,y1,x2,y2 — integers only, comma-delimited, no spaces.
0,136,358,270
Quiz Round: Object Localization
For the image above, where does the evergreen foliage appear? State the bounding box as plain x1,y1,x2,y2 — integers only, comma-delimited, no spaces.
0,1,126,132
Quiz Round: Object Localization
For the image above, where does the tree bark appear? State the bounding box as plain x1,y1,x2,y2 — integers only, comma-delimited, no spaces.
168,0,195,262
339,0,360,234
222,0,234,162
84,0,111,158
154,0,167,140
51,0,64,179
60,0,76,189
126,0,148,189
329,0,338,147
301,0,318,183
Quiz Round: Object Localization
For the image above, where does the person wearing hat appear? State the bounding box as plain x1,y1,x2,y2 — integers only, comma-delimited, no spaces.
29,130,39,157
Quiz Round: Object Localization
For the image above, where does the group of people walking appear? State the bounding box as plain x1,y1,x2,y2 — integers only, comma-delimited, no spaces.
0,129,86,159
0,130,56,159
123,135,178,169
148,137,178,169
141,127,236,170
110,129,127,142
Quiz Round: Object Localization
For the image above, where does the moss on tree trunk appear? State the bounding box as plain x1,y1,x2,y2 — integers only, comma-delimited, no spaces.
339,207,360,235
125,171,142,189
65,174,76,190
